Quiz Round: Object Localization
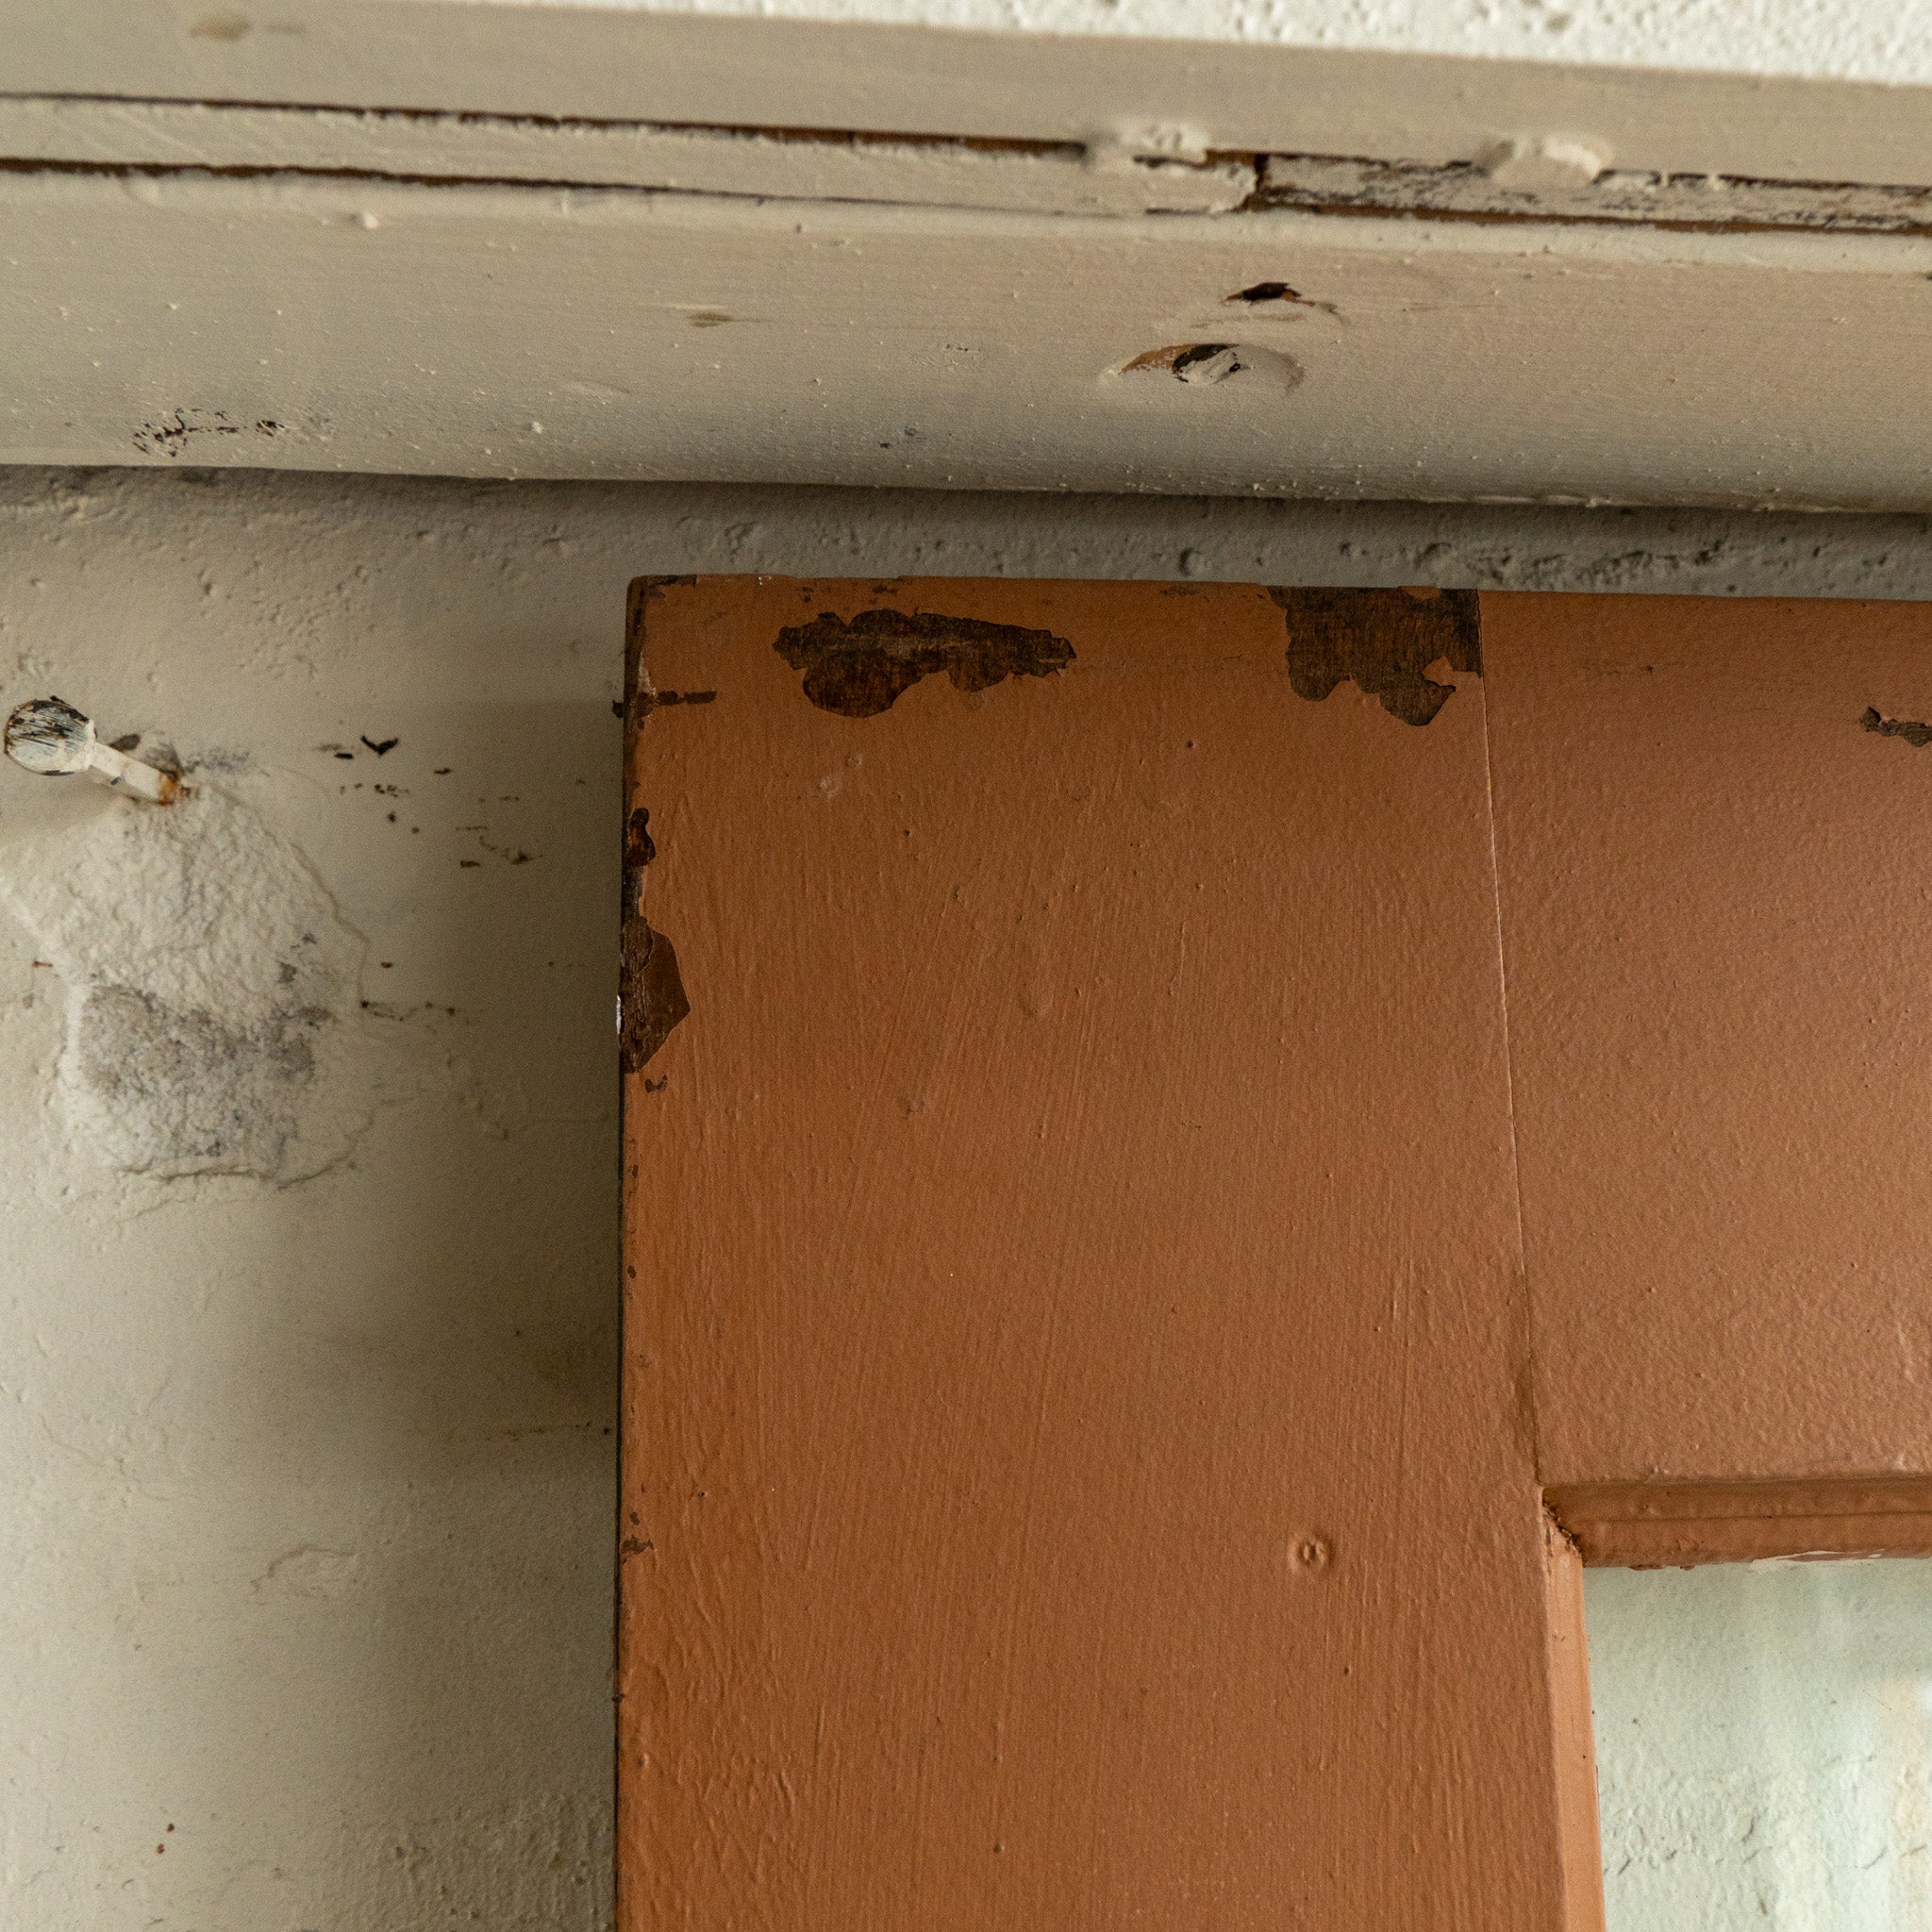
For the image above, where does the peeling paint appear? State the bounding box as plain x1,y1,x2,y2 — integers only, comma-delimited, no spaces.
619,805,688,1072
636,688,717,717
1119,341,1306,390
619,918,690,1074
1861,706,1932,746
620,579,694,1074
1224,281,1341,318
1270,585,1482,725
625,806,657,874
772,607,1074,717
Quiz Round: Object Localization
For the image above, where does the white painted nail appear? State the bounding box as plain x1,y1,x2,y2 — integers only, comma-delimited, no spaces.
4,697,180,804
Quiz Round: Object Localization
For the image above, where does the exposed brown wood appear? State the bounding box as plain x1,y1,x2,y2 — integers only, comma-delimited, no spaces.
618,575,1590,1932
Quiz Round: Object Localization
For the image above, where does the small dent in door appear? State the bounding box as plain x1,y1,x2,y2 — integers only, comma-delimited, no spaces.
1271,586,1482,726
773,608,1074,718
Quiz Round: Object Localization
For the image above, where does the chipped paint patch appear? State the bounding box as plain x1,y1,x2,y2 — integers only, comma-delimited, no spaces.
1224,282,1341,319
1271,586,1483,725
619,804,688,1073
131,408,297,459
619,917,689,1074
773,608,1074,718
1862,706,1932,746
1118,341,1305,390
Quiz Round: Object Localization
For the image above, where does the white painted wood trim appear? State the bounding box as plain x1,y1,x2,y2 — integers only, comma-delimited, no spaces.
15,96,1932,239
10,0,1932,190
7,165,1932,508
0,97,1256,215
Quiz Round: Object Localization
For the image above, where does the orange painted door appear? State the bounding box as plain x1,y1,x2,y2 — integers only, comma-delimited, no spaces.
1485,594,1932,1564
618,578,1591,1932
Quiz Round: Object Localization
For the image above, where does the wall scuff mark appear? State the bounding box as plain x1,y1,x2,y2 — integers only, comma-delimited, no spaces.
131,408,292,459
1861,706,1932,746
635,689,717,718
773,608,1074,717
0,779,374,1180
1270,585,1482,725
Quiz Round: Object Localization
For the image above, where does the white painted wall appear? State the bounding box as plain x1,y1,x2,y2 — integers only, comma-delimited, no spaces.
2,461,1926,1926
1589,1559,1932,1931
483,0,1932,85
0,468,625,1929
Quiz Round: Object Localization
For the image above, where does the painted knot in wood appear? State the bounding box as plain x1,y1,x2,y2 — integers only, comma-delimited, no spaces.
772,608,1074,718
1269,587,1483,726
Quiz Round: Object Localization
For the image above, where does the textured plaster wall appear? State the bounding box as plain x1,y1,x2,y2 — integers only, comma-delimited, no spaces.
1590,1559,1932,1930
0,468,625,1931
492,0,1932,85
3,462,1930,1926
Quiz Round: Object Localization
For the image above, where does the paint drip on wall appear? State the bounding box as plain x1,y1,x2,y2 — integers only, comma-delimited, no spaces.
0,780,373,1181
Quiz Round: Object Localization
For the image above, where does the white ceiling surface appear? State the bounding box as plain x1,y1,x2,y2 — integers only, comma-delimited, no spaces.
9,0,1932,507
483,0,1932,89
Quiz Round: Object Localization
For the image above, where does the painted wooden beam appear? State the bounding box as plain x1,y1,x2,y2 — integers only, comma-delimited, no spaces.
0,97,1256,216
9,0,1932,189
5,164,1932,507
